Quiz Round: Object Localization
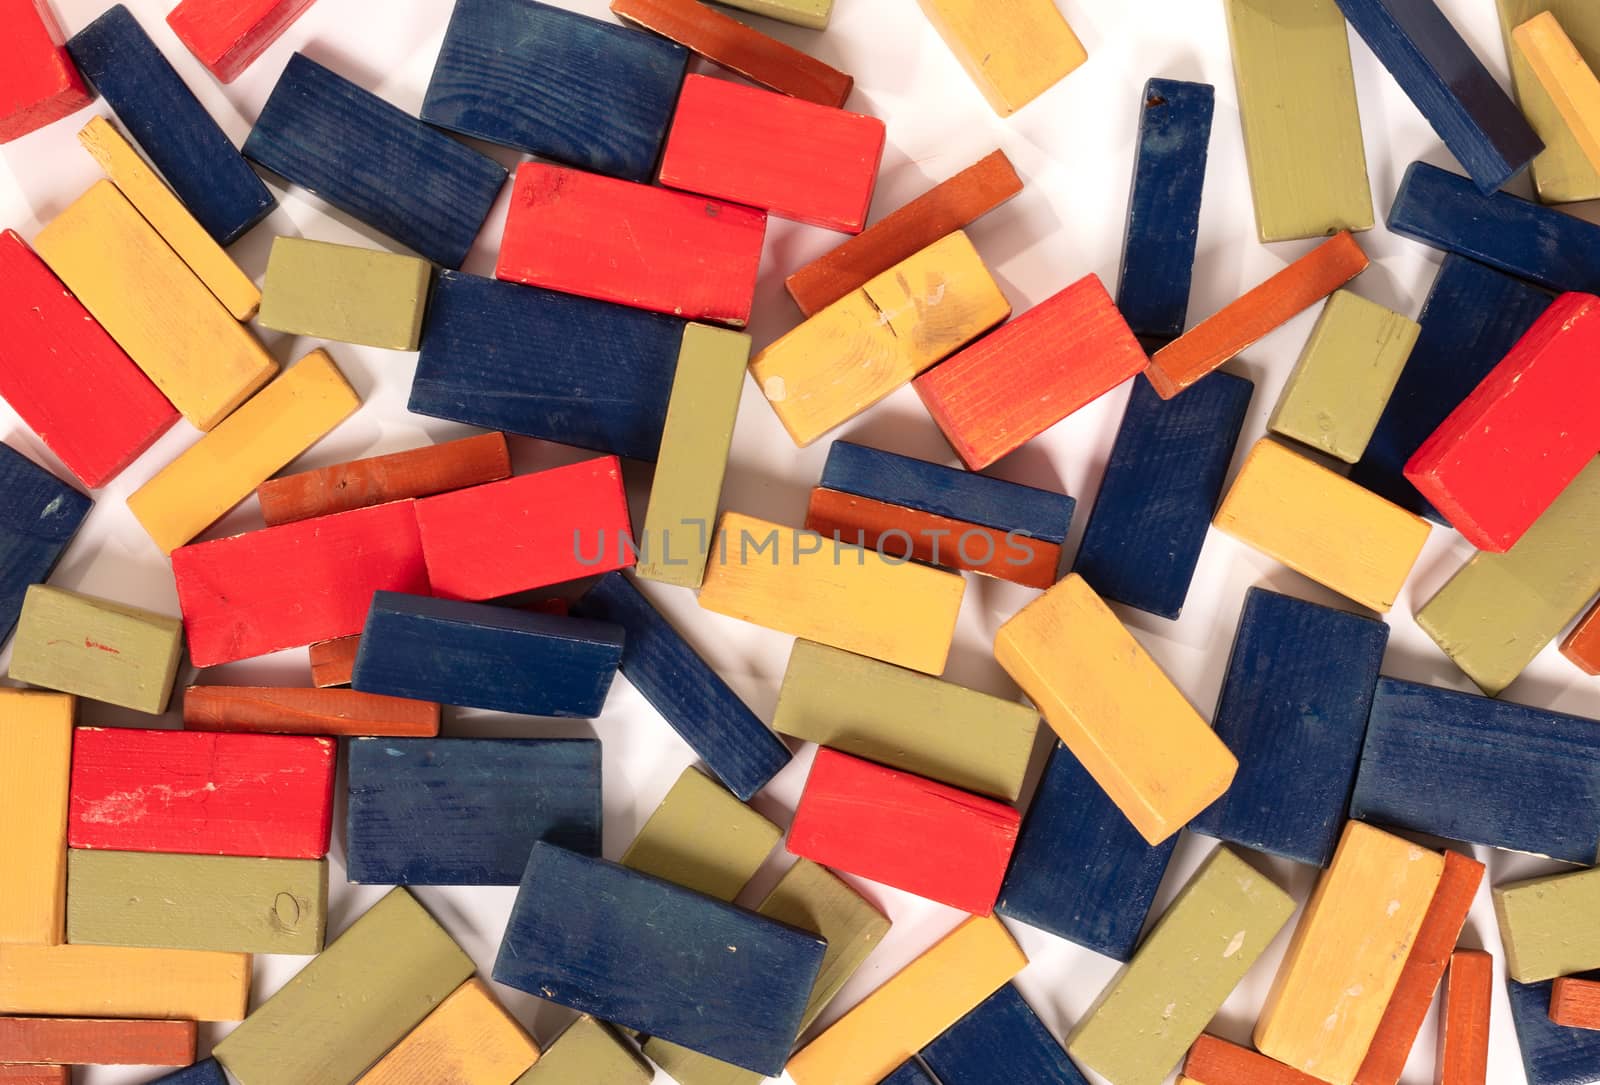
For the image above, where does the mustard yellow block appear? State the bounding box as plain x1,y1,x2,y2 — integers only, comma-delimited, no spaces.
994,573,1237,846
1213,439,1432,613
0,942,252,1021
1516,12,1600,174
786,915,1026,1085
917,0,1088,116
1255,822,1446,1085
357,978,539,1085
128,350,361,553
0,690,74,945
32,180,277,431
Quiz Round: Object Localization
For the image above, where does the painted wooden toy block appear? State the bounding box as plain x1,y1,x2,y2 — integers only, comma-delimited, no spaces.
0,0,90,143
1068,846,1296,1085
697,511,965,676
660,74,886,233
0,1066,66,1085
213,888,475,1085
1508,974,1600,1085
258,238,433,351
920,984,1089,1085
1553,978,1600,1030
753,232,1008,446
1437,951,1492,1085
352,593,623,718
147,1061,226,1085
1498,0,1600,203
1224,0,1372,243
994,573,1236,845
308,635,361,686
0,942,251,1020
183,685,439,737
167,0,318,83
244,53,507,268
882,1062,939,1085
0,690,72,946
1074,372,1253,619
422,0,687,182
258,432,510,525
1147,232,1369,399
66,850,327,954
410,271,687,461
621,765,780,900
34,180,277,431
520,1017,652,1085
0,1017,195,1065
1516,12,1600,176
1184,1035,1326,1085
0,230,176,489
574,572,791,801
917,0,1086,116
787,915,1027,1085
711,0,830,29
0,444,89,646
10,586,182,714
1565,600,1600,675
914,273,1146,469
1496,867,1600,982
66,5,274,244
356,978,539,1085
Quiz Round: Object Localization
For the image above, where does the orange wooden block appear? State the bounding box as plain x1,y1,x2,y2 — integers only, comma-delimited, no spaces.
1438,950,1492,1085
0,1016,196,1065
182,685,441,737
1148,232,1369,399
1562,599,1600,676
1552,977,1600,1030
0,1067,66,1085
309,635,361,687
1184,1034,1324,1085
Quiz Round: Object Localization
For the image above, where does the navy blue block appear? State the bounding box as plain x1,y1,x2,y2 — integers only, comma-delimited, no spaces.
1388,161,1600,293
243,53,507,269
410,272,687,462
1509,974,1600,1085
1351,678,1600,865
147,1059,227,1085
66,6,274,246
494,842,825,1075
880,1060,939,1085
352,592,623,718
820,441,1075,545
1350,254,1552,522
572,573,790,801
996,741,1176,961
1190,588,1389,867
1334,0,1541,193
0,444,91,647
347,737,601,886
921,985,1090,1085
1116,78,1214,348
1073,372,1253,620
422,0,688,182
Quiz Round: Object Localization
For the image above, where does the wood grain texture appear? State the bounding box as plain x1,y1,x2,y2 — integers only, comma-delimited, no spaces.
0,689,72,944
519,1017,651,1085
1508,973,1600,1085
356,978,539,1085
183,685,439,737
0,942,250,1020
309,635,360,686
1516,12,1600,175
1552,978,1600,1030
709,0,830,28
0,1016,195,1065
921,984,1089,1085
1497,0,1600,203
10,585,183,714
1437,951,1492,1085
166,0,317,82
0,1067,67,1085
0,443,90,646
0,0,90,143
1495,867,1600,983
916,0,1086,116
621,765,779,900
258,238,432,351
1563,599,1600,675
1185,1034,1326,1085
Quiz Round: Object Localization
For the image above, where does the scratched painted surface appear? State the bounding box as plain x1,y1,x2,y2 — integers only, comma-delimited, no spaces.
9,585,183,714
0,444,91,647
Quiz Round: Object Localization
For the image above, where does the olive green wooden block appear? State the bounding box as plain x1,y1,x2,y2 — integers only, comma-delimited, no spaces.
1494,866,1600,983
1067,846,1296,1085
620,765,781,902
67,850,328,955
1268,291,1420,463
710,0,832,30
212,887,475,1085
9,585,183,715
1224,0,1375,242
258,237,433,351
772,640,1039,801
516,1016,652,1085
1417,458,1600,696
1498,0,1600,203
636,324,751,590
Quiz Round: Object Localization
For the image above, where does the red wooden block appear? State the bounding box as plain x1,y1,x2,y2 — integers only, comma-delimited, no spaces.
0,229,177,488
0,1066,67,1085
1437,950,1492,1085
0,1016,196,1065
1184,1034,1323,1085
166,0,319,83
68,727,336,859
658,73,885,234
1551,977,1600,1030
0,0,91,143
172,500,431,667
415,456,634,602
1405,292,1600,552
787,747,1021,915
1562,600,1600,676
913,274,1147,470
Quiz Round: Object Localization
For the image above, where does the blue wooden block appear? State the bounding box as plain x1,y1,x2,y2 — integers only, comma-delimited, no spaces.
410,272,686,461
493,842,825,1075
1387,161,1600,294
243,53,507,269
347,737,601,886
0,444,91,648
421,0,689,183
1116,77,1214,349
65,5,275,246
1333,0,1541,193
1351,678,1600,865
1349,254,1552,522
921,985,1090,1085
820,440,1075,545
147,1060,228,1085
1072,371,1253,621
1190,588,1389,868
995,740,1177,961
1509,974,1600,1085
351,592,624,718
572,573,790,802
880,1060,939,1085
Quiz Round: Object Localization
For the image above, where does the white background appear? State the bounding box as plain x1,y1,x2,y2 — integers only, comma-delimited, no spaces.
3,1,1599,1082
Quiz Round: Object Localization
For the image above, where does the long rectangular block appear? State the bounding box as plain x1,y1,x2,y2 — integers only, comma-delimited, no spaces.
916,0,1086,116
1516,11,1600,177
921,985,1089,1085
182,685,439,737
258,239,432,351
357,979,539,1085
1498,0,1600,203
10,585,183,714
1565,599,1600,675
1185,1035,1325,1085
0,943,250,1020
1552,977,1600,1030
0,689,72,945
0,0,90,143
258,432,510,525
1438,951,1493,1085
0,1067,66,1085
0,1017,194,1066
522,1017,651,1085
1509,974,1600,1085
0,444,89,645
166,0,317,83
621,765,779,900
1496,867,1600,983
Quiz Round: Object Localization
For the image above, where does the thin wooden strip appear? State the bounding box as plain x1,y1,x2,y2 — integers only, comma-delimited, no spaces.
1438,950,1493,1085
309,635,362,687
1552,977,1600,1030
182,686,440,737
0,1017,195,1066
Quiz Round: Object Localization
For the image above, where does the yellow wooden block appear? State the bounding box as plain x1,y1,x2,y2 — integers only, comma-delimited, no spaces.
77,117,262,321
1213,439,1432,613
0,942,251,1021
32,180,277,432
0,690,74,945
128,350,361,553
917,0,1088,116
697,511,966,675
1515,12,1600,174
786,915,1026,1085
750,231,1009,447
1255,822,1446,1085
357,978,539,1085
